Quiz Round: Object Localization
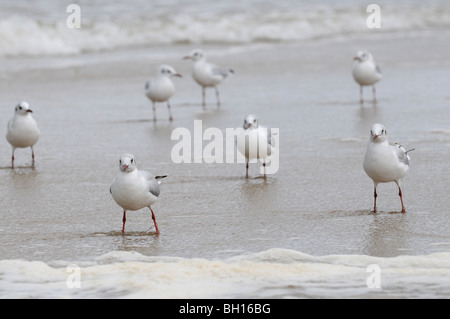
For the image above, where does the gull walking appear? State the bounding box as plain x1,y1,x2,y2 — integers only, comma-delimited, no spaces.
183,49,234,108
237,115,274,178
6,101,40,168
352,50,382,103
110,154,167,234
363,123,414,213
145,65,182,121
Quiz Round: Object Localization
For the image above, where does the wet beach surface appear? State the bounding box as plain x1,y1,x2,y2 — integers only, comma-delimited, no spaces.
1,31,449,264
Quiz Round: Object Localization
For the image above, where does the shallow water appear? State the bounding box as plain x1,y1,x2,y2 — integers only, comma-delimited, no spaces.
1,1,450,298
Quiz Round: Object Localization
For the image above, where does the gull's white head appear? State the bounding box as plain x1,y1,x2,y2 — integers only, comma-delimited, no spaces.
119,153,137,173
370,123,388,143
15,101,33,115
243,114,259,129
354,50,374,63
183,49,205,62
158,64,182,78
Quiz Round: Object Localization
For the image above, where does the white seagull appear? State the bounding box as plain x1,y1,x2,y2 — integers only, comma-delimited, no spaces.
110,153,167,234
183,49,234,107
145,64,182,121
237,114,274,179
6,101,40,168
363,123,414,213
352,50,382,103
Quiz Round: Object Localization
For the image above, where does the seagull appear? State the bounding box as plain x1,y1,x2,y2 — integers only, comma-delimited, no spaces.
145,65,182,122
363,123,414,213
183,49,234,108
352,50,382,103
237,114,274,178
6,101,40,168
110,153,167,234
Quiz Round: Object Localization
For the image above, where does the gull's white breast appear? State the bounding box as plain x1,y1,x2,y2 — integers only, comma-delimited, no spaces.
111,170,157,211
352,61,381,86
146,77,175,102
363,143,409,183
6,116,40,148
237,128,272,161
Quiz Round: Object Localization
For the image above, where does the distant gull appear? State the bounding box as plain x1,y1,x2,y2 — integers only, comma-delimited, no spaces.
183,49,234,108
145,65,182,121
6,101,40,168
237,114,274,178
363,123,414,213
110,153,167,234
352,50,382,103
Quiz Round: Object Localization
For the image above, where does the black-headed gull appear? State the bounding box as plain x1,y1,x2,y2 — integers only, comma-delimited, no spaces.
363,123,414,213
352,50,382,103
110,153,167,234
237,114,274,179
183,49,234,108
145,65,182,122
5,101,40,168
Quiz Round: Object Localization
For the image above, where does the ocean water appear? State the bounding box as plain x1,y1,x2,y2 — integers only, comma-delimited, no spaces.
0,0,450,299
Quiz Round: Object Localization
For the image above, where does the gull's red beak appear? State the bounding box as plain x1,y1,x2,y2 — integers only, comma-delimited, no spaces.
353,56,361,61
183,56,191,60
174,73,182,78
26,109,33,113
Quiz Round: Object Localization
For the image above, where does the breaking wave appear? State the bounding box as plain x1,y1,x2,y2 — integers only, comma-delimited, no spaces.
1,2,450,57
1,249,449,298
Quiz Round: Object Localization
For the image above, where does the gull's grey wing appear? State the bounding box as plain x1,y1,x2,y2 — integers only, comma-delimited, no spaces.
392,144,410,166
262,126,276,148
148,179,161,197
140,170,161,197
376,64,382,75
211,65,234,78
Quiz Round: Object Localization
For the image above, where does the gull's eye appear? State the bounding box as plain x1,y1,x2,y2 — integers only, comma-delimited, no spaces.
19,106,22,110
119,159,122,164
253,119,256,123
131,158,134,164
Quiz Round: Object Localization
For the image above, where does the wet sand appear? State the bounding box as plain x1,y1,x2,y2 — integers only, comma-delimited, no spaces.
0,29,450,264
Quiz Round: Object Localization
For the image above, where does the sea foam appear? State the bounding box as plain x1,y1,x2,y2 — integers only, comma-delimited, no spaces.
1,3,450,57
1,249,449,298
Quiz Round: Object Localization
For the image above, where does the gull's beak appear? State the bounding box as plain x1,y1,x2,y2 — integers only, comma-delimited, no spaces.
123,164,129,171
174,73,182,78
183,56,192,60
26,109,33,113
354,56,361,61
373,134,379,140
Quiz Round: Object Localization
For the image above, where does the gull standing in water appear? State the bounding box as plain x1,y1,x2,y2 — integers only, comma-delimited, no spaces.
110,154,167,234
352,50,382,103
6,101,40,168
237,114,274,179
363,123,414,213
145,65,182,121
183,49,234,108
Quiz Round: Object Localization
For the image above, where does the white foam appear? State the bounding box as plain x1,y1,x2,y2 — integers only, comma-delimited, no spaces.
1,3,450,57
1,249,449,298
